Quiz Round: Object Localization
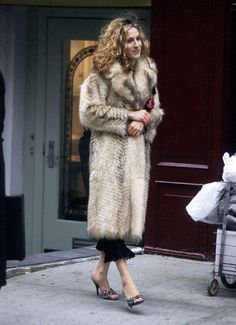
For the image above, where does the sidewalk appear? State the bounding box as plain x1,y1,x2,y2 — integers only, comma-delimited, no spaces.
1,252,236,325
6,245,100,279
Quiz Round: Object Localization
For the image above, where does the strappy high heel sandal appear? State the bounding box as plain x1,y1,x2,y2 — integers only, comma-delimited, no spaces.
126,294,144,308
92,279,119,300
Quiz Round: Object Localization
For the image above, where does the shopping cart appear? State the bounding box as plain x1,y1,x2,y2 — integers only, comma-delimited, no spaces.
208,182,236,296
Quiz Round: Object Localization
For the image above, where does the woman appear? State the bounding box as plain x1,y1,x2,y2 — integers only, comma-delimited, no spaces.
79,17,163,308
0,70,6,288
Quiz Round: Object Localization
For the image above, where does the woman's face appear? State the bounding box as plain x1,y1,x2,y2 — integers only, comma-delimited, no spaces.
124,27,142,60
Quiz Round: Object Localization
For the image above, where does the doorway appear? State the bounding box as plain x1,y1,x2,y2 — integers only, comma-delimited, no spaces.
28,9,151,253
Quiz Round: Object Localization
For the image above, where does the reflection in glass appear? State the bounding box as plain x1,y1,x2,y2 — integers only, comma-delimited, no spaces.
60,40,96,221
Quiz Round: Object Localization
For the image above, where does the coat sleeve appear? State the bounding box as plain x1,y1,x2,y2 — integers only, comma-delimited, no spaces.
79,72,128,137
144,87,164,144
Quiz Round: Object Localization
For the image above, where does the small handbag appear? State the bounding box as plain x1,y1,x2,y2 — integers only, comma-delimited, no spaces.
6,195,25,260
144,86,156,112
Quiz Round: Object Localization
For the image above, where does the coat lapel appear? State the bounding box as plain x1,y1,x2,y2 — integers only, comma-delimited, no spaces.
105,57,157,110
134,58,157,107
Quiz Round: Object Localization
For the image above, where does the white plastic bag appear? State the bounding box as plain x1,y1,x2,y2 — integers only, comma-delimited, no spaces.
186,181,227,224
222,152,236,182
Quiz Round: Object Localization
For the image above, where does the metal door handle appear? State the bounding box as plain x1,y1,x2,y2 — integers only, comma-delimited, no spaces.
47,140,55,168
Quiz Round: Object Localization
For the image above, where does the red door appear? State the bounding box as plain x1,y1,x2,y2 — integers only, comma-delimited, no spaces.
145,0,228,260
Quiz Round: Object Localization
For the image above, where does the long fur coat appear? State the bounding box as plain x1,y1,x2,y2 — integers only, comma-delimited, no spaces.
79,57,164,242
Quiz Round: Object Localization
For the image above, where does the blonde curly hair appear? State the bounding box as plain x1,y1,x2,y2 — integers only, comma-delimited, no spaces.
93,17,150,74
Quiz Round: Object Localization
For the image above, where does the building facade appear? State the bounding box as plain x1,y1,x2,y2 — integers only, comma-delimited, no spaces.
0,0,235,258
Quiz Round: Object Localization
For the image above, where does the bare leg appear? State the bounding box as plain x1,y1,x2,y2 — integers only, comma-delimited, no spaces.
91,251,111,291
91,251,118,300
115,258,142,299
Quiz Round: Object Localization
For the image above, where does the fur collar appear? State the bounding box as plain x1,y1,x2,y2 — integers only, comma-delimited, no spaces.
104,57,157,109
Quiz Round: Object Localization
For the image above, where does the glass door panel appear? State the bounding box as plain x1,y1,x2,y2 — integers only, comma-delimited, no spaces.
60,40,96,222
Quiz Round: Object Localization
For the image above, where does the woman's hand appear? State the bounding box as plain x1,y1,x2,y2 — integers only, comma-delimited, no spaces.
128,109,152,126
127,121,144,136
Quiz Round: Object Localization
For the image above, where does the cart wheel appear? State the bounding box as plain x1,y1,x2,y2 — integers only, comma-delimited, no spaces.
207,278,219,296
220,275,236,289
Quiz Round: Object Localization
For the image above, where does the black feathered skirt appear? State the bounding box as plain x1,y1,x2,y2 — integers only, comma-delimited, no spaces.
96,238,135,263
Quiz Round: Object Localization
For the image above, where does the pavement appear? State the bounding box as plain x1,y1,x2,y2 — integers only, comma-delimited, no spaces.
1,248,236,325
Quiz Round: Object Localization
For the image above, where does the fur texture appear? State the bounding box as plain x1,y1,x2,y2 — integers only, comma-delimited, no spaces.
79,57,164,241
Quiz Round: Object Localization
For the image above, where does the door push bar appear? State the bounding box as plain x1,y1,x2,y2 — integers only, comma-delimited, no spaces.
47,140,55,168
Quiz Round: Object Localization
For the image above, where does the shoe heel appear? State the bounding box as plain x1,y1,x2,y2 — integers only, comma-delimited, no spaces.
92,280,99,295
92,278,118,300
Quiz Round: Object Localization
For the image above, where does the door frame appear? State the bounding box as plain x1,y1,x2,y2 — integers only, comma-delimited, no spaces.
24,6,150,255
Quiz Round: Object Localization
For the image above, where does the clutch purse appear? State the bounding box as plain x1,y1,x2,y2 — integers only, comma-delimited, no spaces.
144,97,154,111
144,86,156,112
